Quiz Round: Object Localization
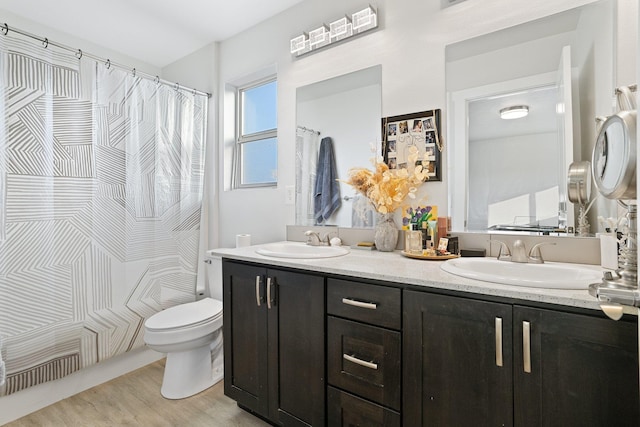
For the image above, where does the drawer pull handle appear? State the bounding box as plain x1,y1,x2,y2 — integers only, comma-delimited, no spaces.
341,298,377,310
523,321,531,373
267,277,273,309
495,317,503,367
343,353,378,370
255,275,261,307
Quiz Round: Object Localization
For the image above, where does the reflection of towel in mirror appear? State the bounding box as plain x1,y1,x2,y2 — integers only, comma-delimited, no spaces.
314,137,341,223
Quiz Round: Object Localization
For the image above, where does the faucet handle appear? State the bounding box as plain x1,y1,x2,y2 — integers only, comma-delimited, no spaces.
491,240,511,261
528,242,556,264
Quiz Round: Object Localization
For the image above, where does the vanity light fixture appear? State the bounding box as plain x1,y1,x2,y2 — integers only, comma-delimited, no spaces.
499,105,529,120
290,34,308,54
352,5,377,31
329,16,353,41
308,25,330,48
289,5,378,57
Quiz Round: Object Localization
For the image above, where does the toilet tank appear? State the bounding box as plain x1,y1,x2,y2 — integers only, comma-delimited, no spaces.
204,253,223,301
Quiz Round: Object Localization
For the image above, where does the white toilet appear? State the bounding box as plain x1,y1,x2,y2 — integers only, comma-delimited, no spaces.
144,254,224,399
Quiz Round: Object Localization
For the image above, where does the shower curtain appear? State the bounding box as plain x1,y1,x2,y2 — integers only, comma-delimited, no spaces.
295,126,319,226
0,34,207,395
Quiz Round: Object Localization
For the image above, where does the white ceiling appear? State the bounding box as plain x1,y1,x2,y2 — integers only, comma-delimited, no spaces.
1,0,304,68
469,85,559,141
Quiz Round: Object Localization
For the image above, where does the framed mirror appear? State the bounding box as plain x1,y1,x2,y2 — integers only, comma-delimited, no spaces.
295,65,382,227
446,0,616,235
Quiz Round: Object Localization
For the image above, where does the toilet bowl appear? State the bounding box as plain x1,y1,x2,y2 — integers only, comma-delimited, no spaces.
144,254,224,399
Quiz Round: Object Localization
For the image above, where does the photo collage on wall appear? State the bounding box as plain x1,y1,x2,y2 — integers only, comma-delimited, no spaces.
381,109,442,181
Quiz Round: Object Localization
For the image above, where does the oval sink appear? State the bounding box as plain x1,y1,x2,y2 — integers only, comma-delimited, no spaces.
441,257,603,290
255,242,350,259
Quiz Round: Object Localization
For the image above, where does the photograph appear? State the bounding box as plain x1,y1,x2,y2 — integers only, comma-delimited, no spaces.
424,116,434,130
425,131,436,144
387,123,397,137
381,109,442,182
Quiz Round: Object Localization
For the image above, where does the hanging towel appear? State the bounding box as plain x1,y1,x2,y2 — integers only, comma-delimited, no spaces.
314,137,341,223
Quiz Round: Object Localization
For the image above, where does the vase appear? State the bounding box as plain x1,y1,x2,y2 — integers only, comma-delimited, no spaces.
374,212,399,252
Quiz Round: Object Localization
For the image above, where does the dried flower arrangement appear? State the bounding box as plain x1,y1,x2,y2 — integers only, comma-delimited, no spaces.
342,146,430,214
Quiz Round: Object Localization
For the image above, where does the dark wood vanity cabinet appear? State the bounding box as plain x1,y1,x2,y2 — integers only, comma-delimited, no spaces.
403,291,514,426
222,260,325,426
326,278,402,426
404,290,640,427
513,306,640,426
222,258,639,427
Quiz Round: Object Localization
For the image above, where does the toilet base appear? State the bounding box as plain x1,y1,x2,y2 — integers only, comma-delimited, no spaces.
160,344,220,399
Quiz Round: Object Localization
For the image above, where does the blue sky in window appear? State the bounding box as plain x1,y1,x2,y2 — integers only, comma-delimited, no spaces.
243,80,277,135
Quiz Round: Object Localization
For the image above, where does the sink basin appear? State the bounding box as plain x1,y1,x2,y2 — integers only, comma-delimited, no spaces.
441,257,603,289
255,242,350,259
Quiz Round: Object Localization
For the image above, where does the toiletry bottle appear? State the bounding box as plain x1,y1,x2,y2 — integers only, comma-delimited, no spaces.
428,220,438,249
421,221,428,249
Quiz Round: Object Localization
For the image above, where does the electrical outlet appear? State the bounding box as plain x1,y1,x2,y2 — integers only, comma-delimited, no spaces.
285,185,295,205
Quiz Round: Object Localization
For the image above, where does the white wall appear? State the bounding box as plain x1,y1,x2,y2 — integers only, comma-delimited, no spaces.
206,0,635,248
468,132,558,230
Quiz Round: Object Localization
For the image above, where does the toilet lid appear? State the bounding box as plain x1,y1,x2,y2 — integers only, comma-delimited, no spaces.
145,298,223,331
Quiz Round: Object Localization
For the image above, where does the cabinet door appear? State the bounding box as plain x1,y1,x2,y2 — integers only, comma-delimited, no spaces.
268,268,325,427
514,306,640,426
404,291,513,427
223,261,269,418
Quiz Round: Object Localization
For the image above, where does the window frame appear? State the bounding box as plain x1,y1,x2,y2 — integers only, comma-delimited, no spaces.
234,76,278,188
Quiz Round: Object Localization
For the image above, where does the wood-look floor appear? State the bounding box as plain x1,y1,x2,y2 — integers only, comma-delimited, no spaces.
7,360,270,427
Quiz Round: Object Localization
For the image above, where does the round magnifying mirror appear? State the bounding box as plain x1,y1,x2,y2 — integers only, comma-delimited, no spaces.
567,161,591,205
592,110,637,199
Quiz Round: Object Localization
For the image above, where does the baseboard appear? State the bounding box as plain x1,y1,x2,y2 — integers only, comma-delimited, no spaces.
0,347,163,425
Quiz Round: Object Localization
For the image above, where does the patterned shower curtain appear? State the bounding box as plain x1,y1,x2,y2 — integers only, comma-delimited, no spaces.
0,34,207,396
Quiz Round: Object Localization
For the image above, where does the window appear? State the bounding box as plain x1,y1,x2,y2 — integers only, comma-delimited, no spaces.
236,78,277,187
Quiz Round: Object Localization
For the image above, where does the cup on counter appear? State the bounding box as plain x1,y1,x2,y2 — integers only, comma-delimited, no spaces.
405,227,423,254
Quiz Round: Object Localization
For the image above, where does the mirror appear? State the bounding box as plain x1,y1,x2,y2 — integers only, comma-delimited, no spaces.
295,65,382,227
446,0,616,235
593,110,637,199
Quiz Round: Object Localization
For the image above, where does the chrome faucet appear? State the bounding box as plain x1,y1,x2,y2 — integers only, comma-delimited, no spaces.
492,239,556,264
304,230,330,246
511,240,528,263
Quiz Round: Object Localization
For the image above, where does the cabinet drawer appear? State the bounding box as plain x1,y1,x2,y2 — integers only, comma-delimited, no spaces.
327,278,401,329
327,386,400,427
328,317,401,410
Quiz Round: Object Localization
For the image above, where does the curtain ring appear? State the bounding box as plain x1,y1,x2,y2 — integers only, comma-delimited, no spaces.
174,83,180,91
132,68,136,77
192,88,197,96
1,23,8,36
43,38,49,48
75,49,83,59
154,75,160,84
105,59,111,69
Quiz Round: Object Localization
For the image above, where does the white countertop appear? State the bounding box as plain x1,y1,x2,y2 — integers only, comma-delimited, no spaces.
210,242,628,314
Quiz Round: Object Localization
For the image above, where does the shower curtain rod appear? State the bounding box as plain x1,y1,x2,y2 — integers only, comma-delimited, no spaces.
1,22,211,98
297,125,320,135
